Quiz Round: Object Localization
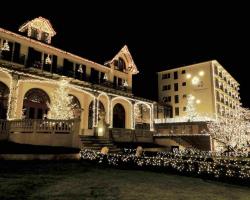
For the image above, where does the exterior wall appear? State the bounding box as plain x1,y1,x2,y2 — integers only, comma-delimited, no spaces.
212,60,240,118
0,70,11,89
9,132,76,148
158,61,215,118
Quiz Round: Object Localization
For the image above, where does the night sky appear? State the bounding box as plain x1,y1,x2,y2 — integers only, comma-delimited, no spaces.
1,2,249,107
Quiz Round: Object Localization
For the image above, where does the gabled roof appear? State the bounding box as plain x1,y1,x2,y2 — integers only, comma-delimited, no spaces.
19,16,56,36
106,45,139,75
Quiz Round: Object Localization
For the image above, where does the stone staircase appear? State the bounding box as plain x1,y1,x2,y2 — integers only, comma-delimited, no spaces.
80,136,121,153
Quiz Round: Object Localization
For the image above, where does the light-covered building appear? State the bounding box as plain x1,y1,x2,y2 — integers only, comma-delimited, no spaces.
0,17,154,148
157,60,241,120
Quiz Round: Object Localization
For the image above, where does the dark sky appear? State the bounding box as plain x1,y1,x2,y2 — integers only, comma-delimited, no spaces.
1,2,249,107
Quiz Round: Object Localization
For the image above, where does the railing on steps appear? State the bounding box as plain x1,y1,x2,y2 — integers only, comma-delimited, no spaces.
109,128,154,143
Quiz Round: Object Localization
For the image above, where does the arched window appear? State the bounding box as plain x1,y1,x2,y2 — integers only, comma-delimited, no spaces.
23,88,50,119
70,95,82,119
113,103,125,128
0,82,9,119
117,57,126,72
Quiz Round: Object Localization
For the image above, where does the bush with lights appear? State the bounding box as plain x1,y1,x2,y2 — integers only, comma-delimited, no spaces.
80,148,250,185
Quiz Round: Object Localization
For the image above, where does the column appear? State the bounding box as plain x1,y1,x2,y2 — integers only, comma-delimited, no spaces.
150,104,154,131
109,95,113,128
7,75,19,120
92,96,97,127
131,101,135,129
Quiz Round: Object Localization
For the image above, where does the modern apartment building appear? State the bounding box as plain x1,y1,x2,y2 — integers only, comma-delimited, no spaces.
158,60,241,119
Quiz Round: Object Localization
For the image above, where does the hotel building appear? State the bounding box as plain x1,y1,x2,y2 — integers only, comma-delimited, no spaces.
157,60,241,119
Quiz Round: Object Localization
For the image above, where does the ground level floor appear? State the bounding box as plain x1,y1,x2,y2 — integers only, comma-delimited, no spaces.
0,66,154,136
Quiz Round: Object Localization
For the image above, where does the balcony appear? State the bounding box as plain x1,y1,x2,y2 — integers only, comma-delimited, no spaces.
0,57,132,95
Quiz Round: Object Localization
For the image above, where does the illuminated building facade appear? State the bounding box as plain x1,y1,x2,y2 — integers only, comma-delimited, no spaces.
0,17,154,148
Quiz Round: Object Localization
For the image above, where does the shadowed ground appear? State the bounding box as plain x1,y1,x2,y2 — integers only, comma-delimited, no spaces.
0,160,249,200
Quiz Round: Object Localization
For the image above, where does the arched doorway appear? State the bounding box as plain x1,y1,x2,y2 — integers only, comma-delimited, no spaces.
70,95,82,119
0,82,9,119
113,103,125,128
23,88,50,119
88,100,105,129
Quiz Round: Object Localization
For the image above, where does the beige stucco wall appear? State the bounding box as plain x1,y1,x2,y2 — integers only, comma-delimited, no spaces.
9,132,75,147
0,69,11,89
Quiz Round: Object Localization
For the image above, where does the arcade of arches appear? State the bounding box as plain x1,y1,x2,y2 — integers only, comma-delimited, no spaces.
0,74,154,132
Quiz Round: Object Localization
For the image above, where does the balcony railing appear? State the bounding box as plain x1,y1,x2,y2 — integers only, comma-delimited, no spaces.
0,57,132,94
3,119,80,135
109,128,154,143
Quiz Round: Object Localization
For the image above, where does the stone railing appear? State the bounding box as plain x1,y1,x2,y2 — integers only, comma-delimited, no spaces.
9,119,80,134
109,128,154,143
154,121,209,137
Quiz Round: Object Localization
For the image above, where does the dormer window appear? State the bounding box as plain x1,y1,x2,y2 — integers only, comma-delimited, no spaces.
19,17,56,44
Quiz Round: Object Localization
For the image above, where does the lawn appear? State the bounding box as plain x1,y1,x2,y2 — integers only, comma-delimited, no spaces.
0,161,249,200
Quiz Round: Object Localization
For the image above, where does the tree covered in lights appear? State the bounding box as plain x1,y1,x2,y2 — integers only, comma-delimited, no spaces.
134,104,148,123
207,106,250,152
185,94,197,121
47,80,76,120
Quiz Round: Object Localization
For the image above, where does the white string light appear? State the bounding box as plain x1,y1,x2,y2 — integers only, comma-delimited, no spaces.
1,40,10,51
45,54,51,65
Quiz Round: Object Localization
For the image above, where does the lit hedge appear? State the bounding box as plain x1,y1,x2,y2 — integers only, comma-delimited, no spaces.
80,149,250,185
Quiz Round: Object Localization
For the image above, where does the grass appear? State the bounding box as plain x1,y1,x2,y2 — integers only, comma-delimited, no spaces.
0,160,249,200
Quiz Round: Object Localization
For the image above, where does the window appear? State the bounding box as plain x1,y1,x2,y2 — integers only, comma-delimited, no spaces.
175,107,179,116
162,96,171,103
182,82,186,86
162,73,170,79
174,71,178,79
174,83,178,91
181,70,186,74
162,85,168,91
183,94,187,98
163,85,171,91
175,95,179,103
183,107,186,111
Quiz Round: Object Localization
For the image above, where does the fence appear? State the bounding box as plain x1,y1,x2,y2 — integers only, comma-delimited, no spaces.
109,128,154,143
